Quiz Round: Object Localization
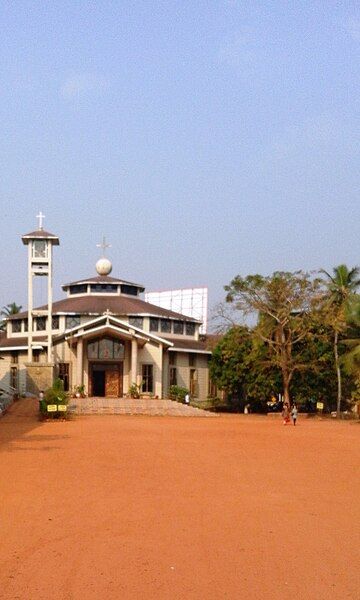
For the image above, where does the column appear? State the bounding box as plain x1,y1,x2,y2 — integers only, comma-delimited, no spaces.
76,339,83,387
131,338,138,385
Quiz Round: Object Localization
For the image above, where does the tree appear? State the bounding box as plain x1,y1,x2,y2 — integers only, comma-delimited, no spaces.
320,265,360,416
342,297,360,412
225,271,322,405
209,325,281,410
0,302,22,330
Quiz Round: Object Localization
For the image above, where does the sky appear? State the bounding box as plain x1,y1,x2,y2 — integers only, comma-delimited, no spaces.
0,1,359,321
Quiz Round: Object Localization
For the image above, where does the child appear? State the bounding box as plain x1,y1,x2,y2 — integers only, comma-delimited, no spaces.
291,404,298,426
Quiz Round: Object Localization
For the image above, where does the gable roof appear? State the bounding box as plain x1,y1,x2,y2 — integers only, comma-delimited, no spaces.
9,295,200,323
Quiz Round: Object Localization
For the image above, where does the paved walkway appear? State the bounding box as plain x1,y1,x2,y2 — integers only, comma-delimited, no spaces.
69,397,216,417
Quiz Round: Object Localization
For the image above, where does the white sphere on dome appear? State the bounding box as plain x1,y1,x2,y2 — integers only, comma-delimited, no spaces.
96,258,112,275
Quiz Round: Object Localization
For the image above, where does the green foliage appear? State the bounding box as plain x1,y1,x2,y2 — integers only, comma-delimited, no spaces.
128,382,142,399
169,385,189,403
40,378,69,419
224,271,322,404
209,326,281,411
0,302,22,330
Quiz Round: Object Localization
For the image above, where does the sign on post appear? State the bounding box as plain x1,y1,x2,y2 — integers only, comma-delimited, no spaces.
57,404,67,412
47,404,57,412
316,402,324,410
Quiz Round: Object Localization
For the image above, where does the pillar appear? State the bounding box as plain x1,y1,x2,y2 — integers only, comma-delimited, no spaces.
76,339,83,387
131,338,138,385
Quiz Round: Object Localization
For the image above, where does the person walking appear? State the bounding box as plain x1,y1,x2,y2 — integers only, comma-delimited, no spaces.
282,403,290,425
291,403,298,426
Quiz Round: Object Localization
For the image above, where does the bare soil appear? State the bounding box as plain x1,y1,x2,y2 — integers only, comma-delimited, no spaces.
0,399,359,600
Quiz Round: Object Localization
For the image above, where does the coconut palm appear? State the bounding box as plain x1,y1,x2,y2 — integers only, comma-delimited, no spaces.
0,302,22,330
320,265,360,416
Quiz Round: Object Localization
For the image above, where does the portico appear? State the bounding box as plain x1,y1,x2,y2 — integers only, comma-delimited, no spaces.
63,313,172,398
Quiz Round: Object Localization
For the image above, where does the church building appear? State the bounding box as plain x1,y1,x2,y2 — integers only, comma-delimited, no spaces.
0,219,212,401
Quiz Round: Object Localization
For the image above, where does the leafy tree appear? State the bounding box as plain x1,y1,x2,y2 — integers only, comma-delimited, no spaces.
320,265,360,415
342,297,360,410
209,325,281,410
0,302,22,330
225,271,322,405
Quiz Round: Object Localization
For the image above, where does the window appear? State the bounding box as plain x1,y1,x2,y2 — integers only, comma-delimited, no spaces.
58,363,69,392
129,316,143,329
185,322,196,336
10,367,18,390
69,284,87,294
90,284,118,293
189,368,198,397
173,321,184,334
33,350,40,363
121,285,138,296
189,353,196,367
12,320,21,333
169,367,177,386
52,316,59,329
87,338,124,360
169,352,176,365
208,379,217,397
66,316,80,329
160,319,171,333
142,364,154,393
11,352,18,364
36,317,46,331
24,319,28,332
149,318,159,332
32,240,47,258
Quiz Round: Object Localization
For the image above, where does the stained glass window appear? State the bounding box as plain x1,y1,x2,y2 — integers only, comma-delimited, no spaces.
87,338,124,360
66,316,80,329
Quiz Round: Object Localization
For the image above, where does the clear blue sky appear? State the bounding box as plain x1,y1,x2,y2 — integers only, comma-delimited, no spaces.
1,1,359,316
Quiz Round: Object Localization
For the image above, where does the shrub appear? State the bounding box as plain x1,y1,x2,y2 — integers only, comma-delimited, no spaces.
40,378,69,419
169,385,189,403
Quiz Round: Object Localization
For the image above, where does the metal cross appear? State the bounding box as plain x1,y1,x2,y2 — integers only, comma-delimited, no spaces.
36,211,45,230
96,235,111,256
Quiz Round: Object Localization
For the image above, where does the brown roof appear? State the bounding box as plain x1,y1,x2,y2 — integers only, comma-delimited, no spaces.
0,336,46,349
10,295,199,322
62,275,144,289
22,230,59,244
164,338,212,353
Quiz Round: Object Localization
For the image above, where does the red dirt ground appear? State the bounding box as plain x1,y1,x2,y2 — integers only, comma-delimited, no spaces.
0,399,359,600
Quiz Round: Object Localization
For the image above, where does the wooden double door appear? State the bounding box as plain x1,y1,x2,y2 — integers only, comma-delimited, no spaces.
90,362,123,397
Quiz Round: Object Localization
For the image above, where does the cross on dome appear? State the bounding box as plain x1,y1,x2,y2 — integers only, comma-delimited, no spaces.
96,235,111,257
36,211,45,230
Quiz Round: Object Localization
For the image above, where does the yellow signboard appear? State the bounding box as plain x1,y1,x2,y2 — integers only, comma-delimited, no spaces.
47,404,57,412
57,404,67,412
316,402,324,410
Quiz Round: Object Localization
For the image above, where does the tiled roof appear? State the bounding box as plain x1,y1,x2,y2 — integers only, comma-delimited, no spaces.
164,337,212,353
62,275,144,289
0,336,46,349
21,230,59,244
9,295,199,322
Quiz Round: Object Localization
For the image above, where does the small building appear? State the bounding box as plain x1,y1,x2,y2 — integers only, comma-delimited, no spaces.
0,221,212,400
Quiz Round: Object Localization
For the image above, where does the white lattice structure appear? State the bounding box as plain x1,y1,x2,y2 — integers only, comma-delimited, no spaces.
145,288,208,334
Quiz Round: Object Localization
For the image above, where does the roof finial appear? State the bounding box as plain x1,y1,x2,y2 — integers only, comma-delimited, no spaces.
96,235,111,257
36,211,45,231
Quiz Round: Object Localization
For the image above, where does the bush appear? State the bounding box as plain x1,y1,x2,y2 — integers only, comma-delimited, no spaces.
40,378,69,419
169,385,189,403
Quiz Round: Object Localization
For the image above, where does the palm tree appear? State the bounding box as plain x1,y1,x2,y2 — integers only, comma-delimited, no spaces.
342,298,360,414
320,265,360,416
0,302,22,330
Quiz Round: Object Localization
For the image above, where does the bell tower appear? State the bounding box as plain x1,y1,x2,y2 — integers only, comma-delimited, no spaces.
22,213,59,364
